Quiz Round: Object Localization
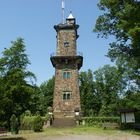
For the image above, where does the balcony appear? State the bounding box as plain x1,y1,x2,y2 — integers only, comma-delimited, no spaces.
50,52,83,70
50,52,83,58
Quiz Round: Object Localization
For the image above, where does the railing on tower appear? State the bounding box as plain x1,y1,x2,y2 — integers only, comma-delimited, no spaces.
50,52,83,58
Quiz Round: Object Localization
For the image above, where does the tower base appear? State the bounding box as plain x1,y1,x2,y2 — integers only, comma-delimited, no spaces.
52,117,76,128
53,111,75,118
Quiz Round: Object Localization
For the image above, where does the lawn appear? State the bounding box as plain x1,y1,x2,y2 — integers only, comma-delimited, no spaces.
0,126,139,140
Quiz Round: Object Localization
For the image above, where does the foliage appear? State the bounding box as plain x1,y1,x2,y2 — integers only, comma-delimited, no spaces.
32,115,43,132
24,110,32,116
94,0,140,90
119,92,140,109
42,114,49,122
82,117,120,126
0,38,36,128
20,115,35,130
94,65,126,116
135,111,140,123
94,0,140,119
10,114,19,134
79,69,96,116
20,114,45,131
0,38,54,128
79,66,125,116
81,66,140,118
37,77,54,115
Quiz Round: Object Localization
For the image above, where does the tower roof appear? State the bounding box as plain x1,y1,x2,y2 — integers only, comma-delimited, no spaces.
67,12,75,19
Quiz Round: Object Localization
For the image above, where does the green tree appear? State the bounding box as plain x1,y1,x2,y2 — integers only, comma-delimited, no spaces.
0,77,7,126
94,0,140,89
0,38,36,128
94,65,125,116
10,114,19,134
37,77,54,115
79,70,99,116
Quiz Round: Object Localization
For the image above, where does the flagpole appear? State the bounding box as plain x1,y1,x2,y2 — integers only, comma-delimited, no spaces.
62,0,65,24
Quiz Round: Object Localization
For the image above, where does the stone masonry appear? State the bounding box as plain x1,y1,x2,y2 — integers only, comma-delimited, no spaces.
51,13,83,118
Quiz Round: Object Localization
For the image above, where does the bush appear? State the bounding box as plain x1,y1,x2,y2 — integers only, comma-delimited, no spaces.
32,115,43,132
20,116,35,130
24,110,32,116
135,112,140,123
10,114,19,134
42,114,49,123
20,115,44,132
82,117,120,126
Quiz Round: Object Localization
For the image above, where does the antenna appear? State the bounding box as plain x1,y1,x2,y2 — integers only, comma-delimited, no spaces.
62,0,65,24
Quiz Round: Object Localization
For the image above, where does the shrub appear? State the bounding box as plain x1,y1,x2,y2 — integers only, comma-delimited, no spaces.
32,115,43,132
42,114,49,123
82,117,120,126
24,110,32,116
20,116,35,130
20,115,44,131
10,114,19,134
135,112,140,123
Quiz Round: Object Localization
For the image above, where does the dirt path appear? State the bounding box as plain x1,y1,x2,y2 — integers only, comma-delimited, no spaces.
35,134,140,140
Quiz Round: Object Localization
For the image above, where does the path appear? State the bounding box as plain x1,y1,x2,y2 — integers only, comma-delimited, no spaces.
35,134,140,140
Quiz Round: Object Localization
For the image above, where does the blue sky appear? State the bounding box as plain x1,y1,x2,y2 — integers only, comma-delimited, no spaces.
0,0,114,85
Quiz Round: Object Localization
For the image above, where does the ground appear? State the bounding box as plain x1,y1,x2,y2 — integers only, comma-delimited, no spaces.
41,135,140,140
0,127,140,140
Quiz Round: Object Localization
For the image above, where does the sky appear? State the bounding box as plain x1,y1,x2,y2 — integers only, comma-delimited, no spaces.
0,0,114,85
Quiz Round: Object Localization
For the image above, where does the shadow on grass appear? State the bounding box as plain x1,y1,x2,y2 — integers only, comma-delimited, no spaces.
121,129,140,136
0,137,26,140
134,130,140,136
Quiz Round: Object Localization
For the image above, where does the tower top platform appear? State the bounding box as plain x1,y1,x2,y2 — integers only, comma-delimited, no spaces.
54,12,79,36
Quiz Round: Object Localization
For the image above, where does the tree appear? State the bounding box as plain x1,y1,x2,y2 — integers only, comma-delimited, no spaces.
36,77,54,115
79,67,125,116
94,65,125,116
94,0,140,89
10,114,19,134
79,70,99,116
0,38,36,128
0,76,7,126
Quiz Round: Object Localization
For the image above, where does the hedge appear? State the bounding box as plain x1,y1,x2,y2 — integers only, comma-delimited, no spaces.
81,117,120,126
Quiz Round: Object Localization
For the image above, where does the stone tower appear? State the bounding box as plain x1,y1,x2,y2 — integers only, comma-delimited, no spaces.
51,13,83,118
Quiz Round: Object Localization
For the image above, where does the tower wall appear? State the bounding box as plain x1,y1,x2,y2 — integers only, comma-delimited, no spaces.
51,15,83,118
56,30,77,56
53,68,80,117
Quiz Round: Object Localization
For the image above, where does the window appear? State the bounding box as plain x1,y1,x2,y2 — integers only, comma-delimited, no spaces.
62,71,71,79
62,91,72,101
64,42,70,47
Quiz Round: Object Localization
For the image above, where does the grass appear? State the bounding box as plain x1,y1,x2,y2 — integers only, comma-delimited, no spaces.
0,126,140,140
